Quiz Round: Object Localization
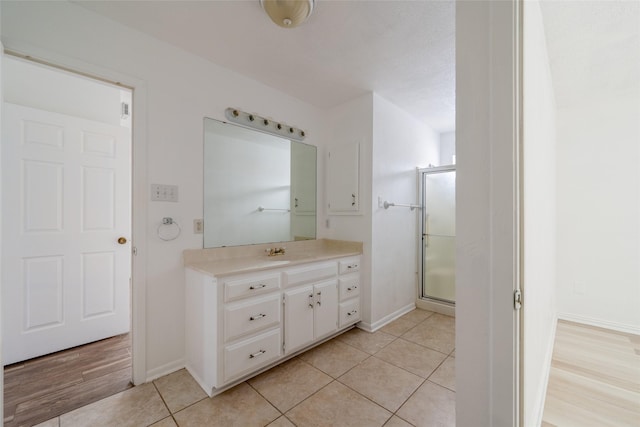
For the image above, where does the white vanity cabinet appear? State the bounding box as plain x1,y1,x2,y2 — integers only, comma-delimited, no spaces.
185,255,361,397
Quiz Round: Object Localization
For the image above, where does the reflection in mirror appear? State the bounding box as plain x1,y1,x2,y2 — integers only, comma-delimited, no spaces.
203,118,316,248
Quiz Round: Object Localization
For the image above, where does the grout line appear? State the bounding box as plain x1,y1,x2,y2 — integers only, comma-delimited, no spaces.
150,379,181,426
245,379,284,418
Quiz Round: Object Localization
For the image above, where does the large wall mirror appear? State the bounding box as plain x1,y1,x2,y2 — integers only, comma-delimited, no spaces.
204,118,317,248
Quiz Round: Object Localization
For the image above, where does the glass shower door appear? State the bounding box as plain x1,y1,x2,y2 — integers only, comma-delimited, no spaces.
421,167,456,303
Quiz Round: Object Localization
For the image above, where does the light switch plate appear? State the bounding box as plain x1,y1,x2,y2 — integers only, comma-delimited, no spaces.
193,219,204,234
151,184,179,202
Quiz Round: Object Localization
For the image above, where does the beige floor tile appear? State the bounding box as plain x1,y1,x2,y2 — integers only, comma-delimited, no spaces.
59,383,169,427
384,415,414,427
401,309,434,324
429,356,456,391
153,368,207,413
379,317,418,337
247,358,332,412
423,313,455,332
34,418,59,427
150,416,177,427
338,356,423,412
267,415,296,426
286,381,392,427
337,328,396,354
298,338,369,378
397,381,455,427
375,338,448,378
450,349,456,357
173,382,279,427
401,323,455,354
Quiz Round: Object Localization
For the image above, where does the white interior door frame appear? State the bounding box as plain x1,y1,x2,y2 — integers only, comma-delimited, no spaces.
3,45,149,386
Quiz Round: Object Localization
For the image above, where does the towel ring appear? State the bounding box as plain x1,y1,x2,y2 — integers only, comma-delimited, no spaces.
158,217,181,241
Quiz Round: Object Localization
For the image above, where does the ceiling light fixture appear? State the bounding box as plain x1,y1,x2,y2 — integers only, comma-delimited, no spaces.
260,0,315,28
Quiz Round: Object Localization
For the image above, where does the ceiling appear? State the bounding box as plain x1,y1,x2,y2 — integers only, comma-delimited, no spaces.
75,0,456,133
73,1,638,134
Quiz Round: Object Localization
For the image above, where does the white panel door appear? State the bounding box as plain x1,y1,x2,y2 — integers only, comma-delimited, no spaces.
313,280,338,339
2,103,131,365
283,285,314,354
326,142,360,213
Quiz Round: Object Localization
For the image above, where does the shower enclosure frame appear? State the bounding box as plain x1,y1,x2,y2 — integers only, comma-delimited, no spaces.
416,165,456,316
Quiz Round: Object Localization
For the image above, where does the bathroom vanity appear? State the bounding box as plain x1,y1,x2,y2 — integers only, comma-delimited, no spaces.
183,239,362,396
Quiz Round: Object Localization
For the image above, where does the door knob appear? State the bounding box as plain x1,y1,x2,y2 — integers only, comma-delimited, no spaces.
117,237,127,245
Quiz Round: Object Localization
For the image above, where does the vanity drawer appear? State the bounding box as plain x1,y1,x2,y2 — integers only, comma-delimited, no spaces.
224,273,281,302
224,328,281,382
283,262,337,287
224,294,281,341
339,274,360,301
338,257,361,275
339,298,360,328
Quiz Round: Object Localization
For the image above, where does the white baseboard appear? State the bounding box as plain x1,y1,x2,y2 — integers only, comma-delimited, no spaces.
416,298,455,317
145,358,185,383
359,303,416,332
532,315,557,427
558,312,640,335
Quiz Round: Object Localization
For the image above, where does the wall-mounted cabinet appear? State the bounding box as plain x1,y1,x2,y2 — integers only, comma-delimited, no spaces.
327,142,360,214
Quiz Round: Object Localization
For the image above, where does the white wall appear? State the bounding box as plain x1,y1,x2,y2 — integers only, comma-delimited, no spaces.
319,93,439,329
320,93,374,323
1,0,326,379
371,94,439,326
522,1,558,425
456,0,520,425
556,91,640,333
439,131,456,166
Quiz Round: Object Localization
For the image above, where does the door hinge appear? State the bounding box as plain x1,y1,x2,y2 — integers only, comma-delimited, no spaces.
132,246,138,256
282,342,286,353
514,289,522,310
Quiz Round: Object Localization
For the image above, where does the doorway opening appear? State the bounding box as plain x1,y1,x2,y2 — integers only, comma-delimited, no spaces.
2,54,134,426
417,165,456,315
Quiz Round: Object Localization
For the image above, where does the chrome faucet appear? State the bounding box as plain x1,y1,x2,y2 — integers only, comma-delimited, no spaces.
266,247,286,256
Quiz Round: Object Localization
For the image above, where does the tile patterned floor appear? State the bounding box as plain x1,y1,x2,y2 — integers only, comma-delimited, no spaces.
35,309,455,427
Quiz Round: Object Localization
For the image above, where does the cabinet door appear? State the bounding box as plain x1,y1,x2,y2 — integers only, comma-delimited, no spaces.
327,142,360,213
314,280,338,339
284,285,314,353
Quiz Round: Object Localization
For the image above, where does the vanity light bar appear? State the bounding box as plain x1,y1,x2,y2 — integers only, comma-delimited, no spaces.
224,108,306,141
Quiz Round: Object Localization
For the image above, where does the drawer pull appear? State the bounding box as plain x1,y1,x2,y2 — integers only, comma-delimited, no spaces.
249,349,266,359
249,283,267,290
347,310,358,316
347,264,358,269
347,285,358,291
316,291,322,306
249,313,266,321
308,294,314,308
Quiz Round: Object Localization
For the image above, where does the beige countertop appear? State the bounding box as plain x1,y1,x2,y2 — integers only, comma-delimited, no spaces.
183,239,362,277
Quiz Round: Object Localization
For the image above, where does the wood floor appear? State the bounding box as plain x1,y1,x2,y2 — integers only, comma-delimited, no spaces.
3,334,132,427
542,320,640,427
